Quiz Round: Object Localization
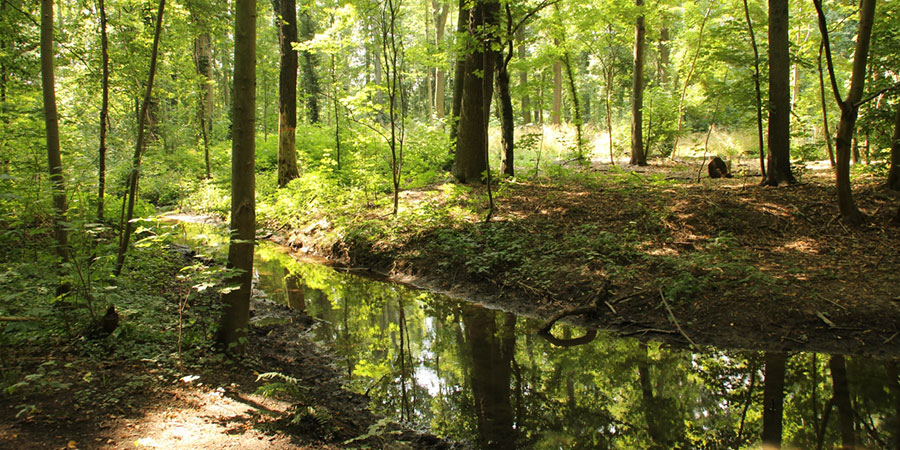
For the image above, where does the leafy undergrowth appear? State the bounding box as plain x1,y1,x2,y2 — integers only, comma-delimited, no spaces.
0,232,452,449
266,159,900,356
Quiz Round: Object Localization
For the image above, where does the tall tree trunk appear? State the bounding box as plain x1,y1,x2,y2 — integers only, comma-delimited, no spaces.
551,59,562,125
97,0,110,221
41,0,69,263
630,0,646,166
276,0,300,187
562,52,583,159
432,0,449,119
658,26,669,86
497,52,514,177
764,0,796,186
762,352,787,449
829,355,856,449
448,0,469,152
814,0,872,224
743,0,766,180
114,0,165,276
671,6,711,159
218,0,256,351
194,32,214,179
638,347,665,449
887,104,900,190
298,8,320,123
517,30,530,124
452,0,498,183
818,41,835,168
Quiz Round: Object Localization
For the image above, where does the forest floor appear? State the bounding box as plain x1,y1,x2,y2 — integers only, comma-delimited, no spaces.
278,158,900,358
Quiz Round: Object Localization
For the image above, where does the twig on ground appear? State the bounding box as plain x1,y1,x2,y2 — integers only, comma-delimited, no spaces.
659,288,698,349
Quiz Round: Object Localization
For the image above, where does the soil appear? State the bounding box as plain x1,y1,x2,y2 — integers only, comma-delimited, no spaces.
281,160,900,358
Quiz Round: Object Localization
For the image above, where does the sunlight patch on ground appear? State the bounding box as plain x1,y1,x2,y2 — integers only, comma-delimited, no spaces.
777,238,822,255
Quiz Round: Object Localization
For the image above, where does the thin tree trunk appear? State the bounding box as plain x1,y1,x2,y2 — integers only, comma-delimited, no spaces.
563,52,583,159
813,0,871,223
762,352,787,449
630,0,646,166
743,0,766,179
765,0,796,186
41,0,69,264
658,26,669,86
218,0,256,351
497,49,514,176
671,5,711,160
332,52,341,170
818,41,835,168
517,28,530,124
97,0,110,220
114,0,165,276
276,0,300,186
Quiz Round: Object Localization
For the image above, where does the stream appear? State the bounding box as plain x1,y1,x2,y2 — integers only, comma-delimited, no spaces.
172,218,899,449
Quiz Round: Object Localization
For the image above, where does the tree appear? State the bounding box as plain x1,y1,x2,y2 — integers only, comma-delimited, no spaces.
829,355,856,449
218,0,257,351
449,0,470,153
298,4,320,123
96,0,110,221
451,0,499,184
275,0,300,187
742,0,766,180
113,0,166,276
432,0,450,119
762,352,786,448
888,104,900,190
630,0,646,166
814,0,874,224
764,0,795,186
381,0,405,214
40,0,69,264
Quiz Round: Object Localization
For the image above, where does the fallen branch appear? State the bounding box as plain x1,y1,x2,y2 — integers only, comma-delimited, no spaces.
0,316,41,322
659,288,698,349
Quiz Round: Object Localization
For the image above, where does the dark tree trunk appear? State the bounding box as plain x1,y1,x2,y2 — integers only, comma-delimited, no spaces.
451,0,498,184
762,352,787,448
218,0,256,352
276,0,300,187
463,306,516,450
630,0,646,166
298,8,320,123
449,0,469,152
888,104,900,190
114,0,165,276
497,54,514,177
764,0,796,186
97,0,110,221
830,355,856,449
41,0,69,263
563,52,583,159
658,26,669,86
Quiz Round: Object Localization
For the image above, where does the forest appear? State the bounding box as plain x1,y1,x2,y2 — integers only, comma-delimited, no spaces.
2,0,900,447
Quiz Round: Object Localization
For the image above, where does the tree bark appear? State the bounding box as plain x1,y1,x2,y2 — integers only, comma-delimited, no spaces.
814,0,872,223
551,59,562,125
41,0,69,263
818,41,835,168
764,0,796,186
276,0,300,187
517,32,530,125
298,8,320,123
432,0,449,119
563,52,583,159
114,0,165,276
888,104,900,190
658,26,669,86
497,51,514,177
630,0,646,166
762,352,787,449
195,32,214,179
97,0,110,221
452,0,498,183
218,0,256,352
743,0,766,180
829,355,856,450
448,0,469,152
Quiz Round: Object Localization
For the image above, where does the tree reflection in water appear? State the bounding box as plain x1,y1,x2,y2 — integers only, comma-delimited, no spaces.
186,233,900,449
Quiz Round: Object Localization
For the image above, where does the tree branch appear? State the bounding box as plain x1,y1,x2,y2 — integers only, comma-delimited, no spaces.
855,82,900,108
812,0,844,108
